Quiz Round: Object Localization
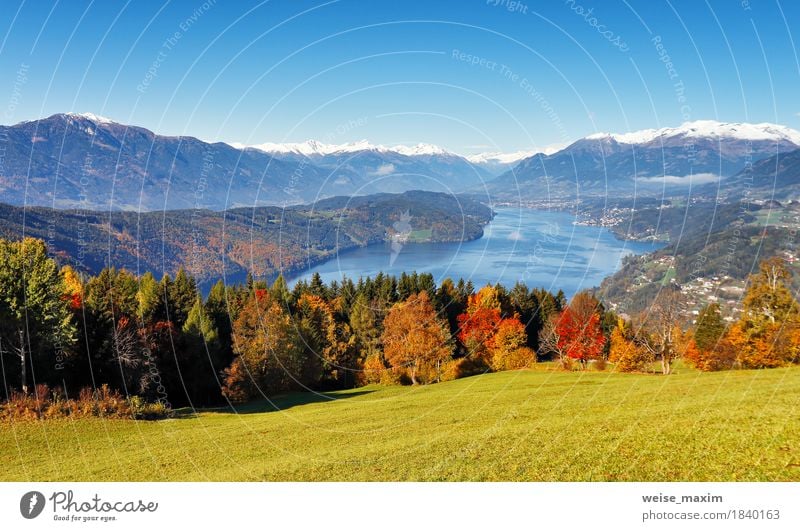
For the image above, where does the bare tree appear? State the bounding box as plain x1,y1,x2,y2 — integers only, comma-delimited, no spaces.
539,313,568,365
634,289,684,375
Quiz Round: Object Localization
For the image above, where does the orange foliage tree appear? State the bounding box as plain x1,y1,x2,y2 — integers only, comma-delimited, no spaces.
608,319,652,372
381,292,453,384
488,317,536,370
222,291,307,403
457,306,502,360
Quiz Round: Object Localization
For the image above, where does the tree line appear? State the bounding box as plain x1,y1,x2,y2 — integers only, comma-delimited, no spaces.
2,237,799,412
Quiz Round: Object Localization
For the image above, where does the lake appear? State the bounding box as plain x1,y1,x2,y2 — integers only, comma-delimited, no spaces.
288,207,662,298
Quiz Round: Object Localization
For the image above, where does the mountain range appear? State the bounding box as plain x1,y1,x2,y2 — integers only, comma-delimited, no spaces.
485,120,800,201
1,114,800,211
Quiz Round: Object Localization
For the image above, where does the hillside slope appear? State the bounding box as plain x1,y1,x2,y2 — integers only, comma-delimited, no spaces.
0,191,493,287
2,367,797,481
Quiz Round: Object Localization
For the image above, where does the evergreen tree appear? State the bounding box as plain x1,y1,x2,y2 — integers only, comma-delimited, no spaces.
309,272,327,299
270,274,292,311
167,268,197,328
694,303,725,352
0,238,75,394
136,271,160,322
349,293,381,361
181,297,223,404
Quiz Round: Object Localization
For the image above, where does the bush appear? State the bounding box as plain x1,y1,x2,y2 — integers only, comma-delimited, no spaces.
556,356,575,371
440,356,490,381
359,354,387,385
380,366,410,385
128,396,172,420
491,346,536,371
0,385,170,422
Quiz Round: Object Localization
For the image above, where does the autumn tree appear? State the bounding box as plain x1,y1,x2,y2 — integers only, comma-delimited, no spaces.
381,292,453,384
544,292,606,369
61,265,84,310
743,257,797,327
554,307,605,367
295,293,358,387
457,306,502,361
222,291,307,403
608,319,653,372
737,257,800,367
456,284,512,364
489,317,536,370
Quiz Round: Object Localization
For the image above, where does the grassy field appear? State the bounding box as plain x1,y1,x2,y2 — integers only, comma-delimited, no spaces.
1,364,799,481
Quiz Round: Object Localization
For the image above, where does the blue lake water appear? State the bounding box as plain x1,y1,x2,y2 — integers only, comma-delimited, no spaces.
288,207,662,298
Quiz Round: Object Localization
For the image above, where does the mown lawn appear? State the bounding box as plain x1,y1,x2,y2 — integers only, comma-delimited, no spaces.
1,365,799,481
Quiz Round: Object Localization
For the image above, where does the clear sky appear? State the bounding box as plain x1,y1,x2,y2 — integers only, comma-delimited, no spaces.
1,0,799,154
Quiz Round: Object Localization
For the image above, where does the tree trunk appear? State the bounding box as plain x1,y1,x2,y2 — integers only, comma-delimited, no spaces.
19,329,28,394
661,353,671,375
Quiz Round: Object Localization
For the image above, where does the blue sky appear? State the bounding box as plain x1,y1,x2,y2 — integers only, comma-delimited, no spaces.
1,0,798,154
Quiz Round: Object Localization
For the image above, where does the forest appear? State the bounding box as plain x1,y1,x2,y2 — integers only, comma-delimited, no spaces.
2,237,799,420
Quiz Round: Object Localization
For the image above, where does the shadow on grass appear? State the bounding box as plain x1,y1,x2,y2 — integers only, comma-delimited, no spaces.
174,389,374,418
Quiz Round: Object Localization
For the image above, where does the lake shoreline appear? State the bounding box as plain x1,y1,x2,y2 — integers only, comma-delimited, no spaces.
284,206,665,298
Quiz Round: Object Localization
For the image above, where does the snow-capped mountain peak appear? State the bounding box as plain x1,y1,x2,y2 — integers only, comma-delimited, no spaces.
584,120,800,146
234,139,454,157
64,112,116,125
466,145,567,165
390,143,451,156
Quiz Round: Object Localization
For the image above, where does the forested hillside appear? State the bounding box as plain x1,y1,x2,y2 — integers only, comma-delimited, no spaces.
0,191,493,287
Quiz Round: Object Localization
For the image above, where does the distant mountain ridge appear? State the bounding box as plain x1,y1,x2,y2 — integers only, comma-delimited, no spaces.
713,147,800,200
485,120,800,201
0,113,336,211
3,114,800,211
0,113,508,210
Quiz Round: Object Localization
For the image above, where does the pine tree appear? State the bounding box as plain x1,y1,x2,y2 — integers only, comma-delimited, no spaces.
168,268,197,328
136,271,160,322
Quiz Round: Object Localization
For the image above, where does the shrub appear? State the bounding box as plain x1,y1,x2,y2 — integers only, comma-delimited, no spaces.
380,366,409,385
359,354,387,385
128,396,171,420
608,326,653,372
440,356,490,381
0,385,170,422
491,346,536,371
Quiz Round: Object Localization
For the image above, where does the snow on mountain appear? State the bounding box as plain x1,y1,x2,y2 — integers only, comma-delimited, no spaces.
466,144,567,165
233,139,456,158
391,143,452,156
64,112,116,124
584,120,800,146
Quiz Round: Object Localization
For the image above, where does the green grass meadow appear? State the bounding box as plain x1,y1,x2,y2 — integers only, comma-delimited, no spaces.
2,364,799,481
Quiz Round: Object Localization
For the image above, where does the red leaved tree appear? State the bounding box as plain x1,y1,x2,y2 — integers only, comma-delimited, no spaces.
555,306,606,367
